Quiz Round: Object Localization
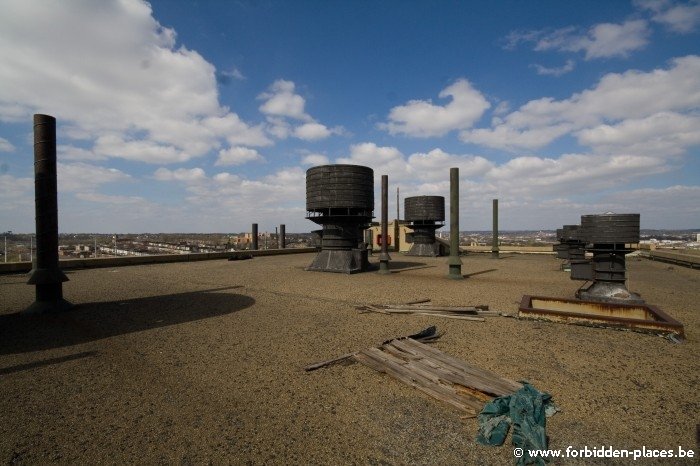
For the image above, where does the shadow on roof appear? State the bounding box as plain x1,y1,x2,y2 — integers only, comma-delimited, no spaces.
0,286,254,355
379,260,428,270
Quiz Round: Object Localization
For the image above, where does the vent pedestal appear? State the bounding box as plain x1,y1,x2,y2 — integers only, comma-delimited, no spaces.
305,165,374,273
404,196,444,257
576,213,643,304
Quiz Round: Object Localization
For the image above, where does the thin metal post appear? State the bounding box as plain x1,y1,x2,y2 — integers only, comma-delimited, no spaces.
4,236,6,263
378,175,391,274
448,167,463,279
491,199,499,259
25,114,72,313
279,224,286,249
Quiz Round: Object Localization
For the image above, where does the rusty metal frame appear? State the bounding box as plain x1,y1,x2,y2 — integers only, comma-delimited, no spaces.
518,295,684,338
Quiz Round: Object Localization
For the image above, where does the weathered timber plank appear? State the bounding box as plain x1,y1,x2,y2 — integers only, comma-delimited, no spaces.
394,339,522,394
358,348,476,415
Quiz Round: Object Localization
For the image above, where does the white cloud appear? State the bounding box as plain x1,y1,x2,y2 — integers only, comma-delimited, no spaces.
300,154,330,166
635,0,700,33
576,112,700,155
379,79,490,137
0,0,268,163
258,80,310,121
57,162,132,193
461,55,700,152
215,146,264,166
0,174,32,201
93,134,190,163
406,149,493,181
294,122,332,141
485,153,672,195
153,167,207,183
58,145,106,161
531,59,575,77
75,192,151,205
258,79,340,141
507,19,651,60
217,67,245,83
0,137,15,152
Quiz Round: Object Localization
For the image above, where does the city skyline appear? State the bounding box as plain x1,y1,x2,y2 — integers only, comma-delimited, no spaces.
1,0,699,233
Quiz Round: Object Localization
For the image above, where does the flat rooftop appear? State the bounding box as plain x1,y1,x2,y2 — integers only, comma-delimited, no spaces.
1,253,698,463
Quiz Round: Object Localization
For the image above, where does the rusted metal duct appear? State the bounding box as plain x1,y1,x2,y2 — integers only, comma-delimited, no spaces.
251,223,258,250
447,168,463,279
305,164,373,273
25,114,72,314
576,213,643,304
404,196,444,257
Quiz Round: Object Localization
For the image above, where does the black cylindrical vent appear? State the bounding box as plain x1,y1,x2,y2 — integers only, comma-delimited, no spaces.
404,196,445,222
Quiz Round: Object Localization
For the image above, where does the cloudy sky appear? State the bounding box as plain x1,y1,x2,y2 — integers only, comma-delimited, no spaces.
1,0,699,233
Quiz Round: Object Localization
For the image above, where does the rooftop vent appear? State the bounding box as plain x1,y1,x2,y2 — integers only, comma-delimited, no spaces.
575,213,643,304
555,225,586,274
404,196,445,257
305,164,374,273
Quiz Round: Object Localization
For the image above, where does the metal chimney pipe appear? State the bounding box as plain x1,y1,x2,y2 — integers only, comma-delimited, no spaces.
378,175,391,274
251,223,258,250
25,114,72,314
279,224,286,249
491,199,499,259
448,167,463,279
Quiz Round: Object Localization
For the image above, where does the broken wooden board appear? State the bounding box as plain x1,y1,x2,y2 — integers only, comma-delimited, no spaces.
304,327,522,416
354,338,522,417
356,302,501,320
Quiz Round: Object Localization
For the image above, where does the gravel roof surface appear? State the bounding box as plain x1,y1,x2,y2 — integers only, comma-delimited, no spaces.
1,252,698,464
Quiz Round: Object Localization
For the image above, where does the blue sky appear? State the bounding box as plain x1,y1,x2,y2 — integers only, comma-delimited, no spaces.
1,0,699,233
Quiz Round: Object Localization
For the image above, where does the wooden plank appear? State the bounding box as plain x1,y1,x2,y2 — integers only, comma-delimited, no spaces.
304,352,356,371
386,340,515,399
413,313,485,322
381,305,483,313
357,348,476,415
393,339,522,395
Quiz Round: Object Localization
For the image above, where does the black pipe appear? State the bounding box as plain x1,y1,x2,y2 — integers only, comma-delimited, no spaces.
25,114,72,314
279,224,286,249
448,167,463,279
251,223,258,250
378,175,390,274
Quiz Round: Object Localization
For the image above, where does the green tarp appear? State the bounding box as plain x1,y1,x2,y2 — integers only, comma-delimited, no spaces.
476,382,558,466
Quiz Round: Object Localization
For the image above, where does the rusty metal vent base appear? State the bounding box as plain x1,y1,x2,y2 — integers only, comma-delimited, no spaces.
405,242,441,257
518,295,684,338
305,248,371,274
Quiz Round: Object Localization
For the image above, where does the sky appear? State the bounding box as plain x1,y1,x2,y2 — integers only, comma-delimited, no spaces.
1,0,699,233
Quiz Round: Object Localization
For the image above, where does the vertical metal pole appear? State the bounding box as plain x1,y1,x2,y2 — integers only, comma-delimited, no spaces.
25,114,72,314
3,236,6,263
251,223,258,250
30,235,33,262
395,186,400,252
491,199,499,259
94,236,97,258
279,224,286,249
396,187,399,221
448,167,463,279
378,175,391,274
